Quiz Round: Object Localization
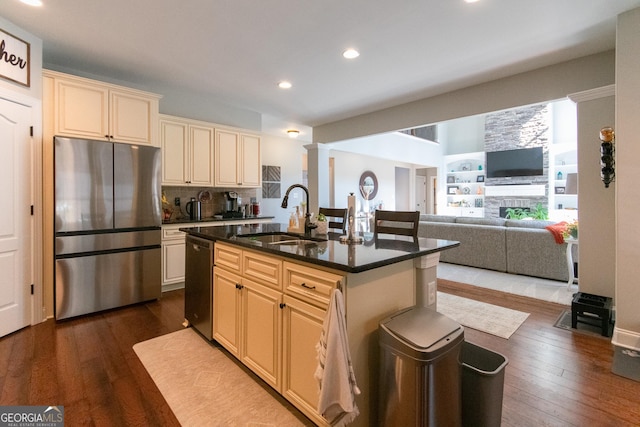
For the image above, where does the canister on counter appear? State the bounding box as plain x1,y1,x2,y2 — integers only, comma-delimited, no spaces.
252,201,261,216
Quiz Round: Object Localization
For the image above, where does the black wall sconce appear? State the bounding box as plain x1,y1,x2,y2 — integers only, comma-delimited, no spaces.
599,126,615,188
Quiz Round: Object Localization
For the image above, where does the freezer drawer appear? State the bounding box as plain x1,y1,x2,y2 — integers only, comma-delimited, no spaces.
55,229,160,256
55,247,161,320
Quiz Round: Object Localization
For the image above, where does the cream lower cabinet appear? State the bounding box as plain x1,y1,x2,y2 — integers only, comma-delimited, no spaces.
161,225,187,290
213,244,283,390
281,260,344,426
281,294,327,425
212,243,342,426
213,267,242,356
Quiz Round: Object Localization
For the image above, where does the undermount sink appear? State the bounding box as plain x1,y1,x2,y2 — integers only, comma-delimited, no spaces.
236,232,326,246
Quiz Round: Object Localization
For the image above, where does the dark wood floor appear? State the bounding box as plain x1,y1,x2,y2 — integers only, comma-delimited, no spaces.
0,290,185,426
438,279,640,427
1,283,639,426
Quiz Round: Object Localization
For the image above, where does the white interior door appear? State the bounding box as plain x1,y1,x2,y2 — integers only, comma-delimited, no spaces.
415,175,427,214
0,96,32,337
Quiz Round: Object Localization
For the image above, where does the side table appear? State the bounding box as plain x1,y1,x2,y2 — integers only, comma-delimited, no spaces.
566,237,578,290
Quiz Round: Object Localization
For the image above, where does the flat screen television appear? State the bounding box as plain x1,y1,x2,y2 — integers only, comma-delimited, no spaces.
486,147,544,178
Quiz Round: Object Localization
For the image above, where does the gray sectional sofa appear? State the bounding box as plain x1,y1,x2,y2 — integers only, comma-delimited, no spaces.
418,214,573,282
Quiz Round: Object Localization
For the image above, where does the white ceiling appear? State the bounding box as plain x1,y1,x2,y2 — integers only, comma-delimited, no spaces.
3,0,640,139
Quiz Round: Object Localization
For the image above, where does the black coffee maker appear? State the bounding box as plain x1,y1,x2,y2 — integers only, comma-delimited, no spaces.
224,192,243,218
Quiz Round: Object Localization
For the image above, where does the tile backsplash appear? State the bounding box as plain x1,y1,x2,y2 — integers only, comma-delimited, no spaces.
162,186,259,220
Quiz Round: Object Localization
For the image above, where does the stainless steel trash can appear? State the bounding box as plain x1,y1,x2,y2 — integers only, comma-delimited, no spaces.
379,306,464,427
461,341,508,427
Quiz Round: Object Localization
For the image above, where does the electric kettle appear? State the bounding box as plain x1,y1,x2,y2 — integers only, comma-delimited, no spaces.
185,197,202,221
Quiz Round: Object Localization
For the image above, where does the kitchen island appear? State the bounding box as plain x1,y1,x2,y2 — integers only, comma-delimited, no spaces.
181,223,459,426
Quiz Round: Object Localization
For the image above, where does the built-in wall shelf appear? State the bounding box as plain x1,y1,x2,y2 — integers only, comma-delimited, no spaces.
444,152,485,217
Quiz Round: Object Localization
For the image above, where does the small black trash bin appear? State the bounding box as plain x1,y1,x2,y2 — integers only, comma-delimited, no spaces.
461,341,508,427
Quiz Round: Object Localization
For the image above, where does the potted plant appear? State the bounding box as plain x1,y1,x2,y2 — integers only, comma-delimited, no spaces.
161,191,173,221
563,220,578,239
315,213,328,234
505,203,548,220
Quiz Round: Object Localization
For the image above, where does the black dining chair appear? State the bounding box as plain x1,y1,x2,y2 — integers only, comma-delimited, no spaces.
319,207,349,233
373,210,420,238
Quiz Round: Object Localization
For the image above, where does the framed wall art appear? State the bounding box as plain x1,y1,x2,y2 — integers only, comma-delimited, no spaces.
0,28,30,87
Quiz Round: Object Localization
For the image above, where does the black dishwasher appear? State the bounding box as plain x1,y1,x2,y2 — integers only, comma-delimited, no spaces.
185,235,213,339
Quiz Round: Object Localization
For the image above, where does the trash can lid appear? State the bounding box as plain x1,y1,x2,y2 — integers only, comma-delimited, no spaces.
381,306,462,350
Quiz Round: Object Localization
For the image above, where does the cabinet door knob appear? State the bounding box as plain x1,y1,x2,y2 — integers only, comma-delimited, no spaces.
279,303,286,309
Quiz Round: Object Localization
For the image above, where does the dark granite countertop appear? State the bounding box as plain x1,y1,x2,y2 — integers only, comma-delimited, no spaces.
162,216,274,225
180,223,459,274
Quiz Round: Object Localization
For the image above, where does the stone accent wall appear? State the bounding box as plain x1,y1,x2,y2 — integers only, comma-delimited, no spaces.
484,104,550,218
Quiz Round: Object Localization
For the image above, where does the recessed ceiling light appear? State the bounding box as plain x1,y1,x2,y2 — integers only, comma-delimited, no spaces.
464,0,480,3
343,49,360,59
278,81,292,89
20,0,43,6
287,130,300,138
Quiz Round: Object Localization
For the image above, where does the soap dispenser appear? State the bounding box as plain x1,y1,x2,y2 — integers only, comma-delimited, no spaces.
288,211,299,232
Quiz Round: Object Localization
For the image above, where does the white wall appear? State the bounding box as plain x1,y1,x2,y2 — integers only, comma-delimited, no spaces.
331,150,415,214
314,51,615,144
329,131,444,167
614,7,640,351
259,134,308,224
327,132,444,213
439,115,485,155
570,89,615,299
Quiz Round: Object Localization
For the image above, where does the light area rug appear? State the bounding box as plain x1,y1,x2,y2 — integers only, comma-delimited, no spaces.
133,328,313,427
437,292,529,339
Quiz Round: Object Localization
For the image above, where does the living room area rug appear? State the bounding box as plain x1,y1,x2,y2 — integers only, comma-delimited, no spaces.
437,291,530,339
133,328,313,427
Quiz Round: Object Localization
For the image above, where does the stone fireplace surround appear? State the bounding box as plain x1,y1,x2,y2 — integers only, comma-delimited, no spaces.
483,104,551,218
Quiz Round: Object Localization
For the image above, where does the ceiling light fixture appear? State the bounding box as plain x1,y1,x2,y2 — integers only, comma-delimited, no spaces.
278,81,292,89
20,0,43,6
287,129,300,138
343,49,360,59
464,0,480,3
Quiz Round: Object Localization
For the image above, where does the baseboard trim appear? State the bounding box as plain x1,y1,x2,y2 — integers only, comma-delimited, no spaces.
612,326,640,351
162,282,184,293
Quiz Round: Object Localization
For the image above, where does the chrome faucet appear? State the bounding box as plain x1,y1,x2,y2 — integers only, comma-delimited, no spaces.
281,184,316,235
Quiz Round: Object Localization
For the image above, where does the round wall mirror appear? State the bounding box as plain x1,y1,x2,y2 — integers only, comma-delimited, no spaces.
359,170,378,200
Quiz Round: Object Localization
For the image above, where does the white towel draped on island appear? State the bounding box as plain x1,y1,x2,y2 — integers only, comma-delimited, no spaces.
315,289,361,426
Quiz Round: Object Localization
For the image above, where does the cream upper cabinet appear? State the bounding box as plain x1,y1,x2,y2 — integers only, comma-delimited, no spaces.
45,70,160,146
241,134,261,187
215,129,261,187
160,115,214,186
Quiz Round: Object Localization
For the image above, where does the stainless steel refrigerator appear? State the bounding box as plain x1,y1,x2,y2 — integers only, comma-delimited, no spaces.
54,136,162,320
